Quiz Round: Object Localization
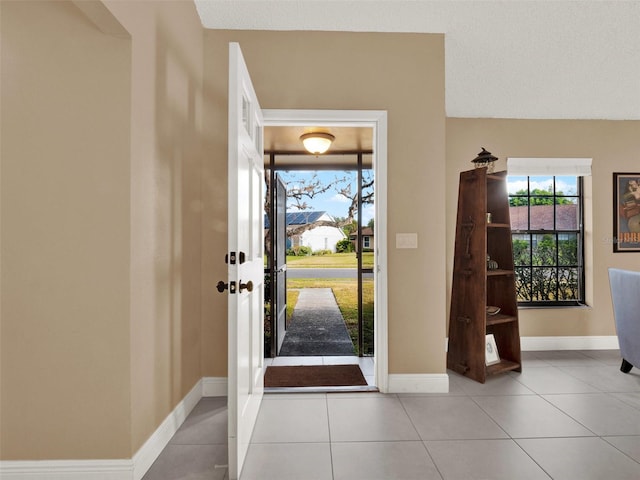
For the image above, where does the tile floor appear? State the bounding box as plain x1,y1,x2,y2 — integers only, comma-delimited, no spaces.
142,350,640,480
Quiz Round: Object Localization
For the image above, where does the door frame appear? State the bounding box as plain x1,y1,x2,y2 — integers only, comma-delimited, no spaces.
263,109,389,392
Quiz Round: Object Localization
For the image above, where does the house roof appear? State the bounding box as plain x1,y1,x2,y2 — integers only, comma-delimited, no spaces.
510,204,578,231
349,227,374,238
264,211,333,228
287,211,330,225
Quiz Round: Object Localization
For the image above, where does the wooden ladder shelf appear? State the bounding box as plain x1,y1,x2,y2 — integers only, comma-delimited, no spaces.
447,168,522,383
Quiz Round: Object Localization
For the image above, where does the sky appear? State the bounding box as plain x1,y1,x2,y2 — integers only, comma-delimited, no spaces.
507,175,579,197
275,172,578,225
277,170,375,224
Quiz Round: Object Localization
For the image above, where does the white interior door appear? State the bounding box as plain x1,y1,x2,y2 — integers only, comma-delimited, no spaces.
227,42,264,480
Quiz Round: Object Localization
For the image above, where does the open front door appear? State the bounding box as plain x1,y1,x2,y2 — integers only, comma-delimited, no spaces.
273,174,287,354
227,42,264,480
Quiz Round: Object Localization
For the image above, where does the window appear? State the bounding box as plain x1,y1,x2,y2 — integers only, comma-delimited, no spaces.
507,158,591,307
363,236,370,248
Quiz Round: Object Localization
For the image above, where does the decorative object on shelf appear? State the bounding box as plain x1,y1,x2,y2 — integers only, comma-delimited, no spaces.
471,147,498,173
486,212,492,223
486,255,499,271
485,334,500,366
300,131,335,154
486,306,501,316
612,172,640,252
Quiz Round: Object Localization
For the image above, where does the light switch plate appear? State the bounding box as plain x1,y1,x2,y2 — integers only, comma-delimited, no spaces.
396,233,418,249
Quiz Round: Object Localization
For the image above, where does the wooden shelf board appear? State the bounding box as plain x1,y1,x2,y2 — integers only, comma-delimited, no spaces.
486,314,517,326
486,360,520,376
487,223,511,228
487,269,514,276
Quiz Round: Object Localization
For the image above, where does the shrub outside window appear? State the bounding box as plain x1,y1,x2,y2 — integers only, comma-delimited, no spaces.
508,175,585,306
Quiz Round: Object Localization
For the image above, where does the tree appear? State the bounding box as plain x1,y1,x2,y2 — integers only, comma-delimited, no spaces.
336,238,354,253
264,170,374,257
512,235,579,302
509,187,572,206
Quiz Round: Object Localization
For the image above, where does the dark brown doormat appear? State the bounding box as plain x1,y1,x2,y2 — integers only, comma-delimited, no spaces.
264,365,367,388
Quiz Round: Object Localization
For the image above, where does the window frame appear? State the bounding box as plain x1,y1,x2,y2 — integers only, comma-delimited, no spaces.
508,175,586,307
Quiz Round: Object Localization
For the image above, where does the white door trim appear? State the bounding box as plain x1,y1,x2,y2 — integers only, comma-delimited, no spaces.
263,109,389,392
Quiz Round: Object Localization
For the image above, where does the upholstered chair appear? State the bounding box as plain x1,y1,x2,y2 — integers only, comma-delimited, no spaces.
608,268,640,373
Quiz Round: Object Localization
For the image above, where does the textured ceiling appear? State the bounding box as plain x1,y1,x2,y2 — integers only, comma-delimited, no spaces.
195,0,640,120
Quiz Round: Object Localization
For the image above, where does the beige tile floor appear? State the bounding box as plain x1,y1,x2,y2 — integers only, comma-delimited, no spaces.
142,350,640,480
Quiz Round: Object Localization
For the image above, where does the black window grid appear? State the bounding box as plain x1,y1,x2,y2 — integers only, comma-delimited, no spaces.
509,176,585,306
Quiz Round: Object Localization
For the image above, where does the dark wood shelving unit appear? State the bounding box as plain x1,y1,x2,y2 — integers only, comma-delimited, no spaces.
447,167,522,383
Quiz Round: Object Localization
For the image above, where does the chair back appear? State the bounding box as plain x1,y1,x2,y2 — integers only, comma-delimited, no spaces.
608,268,640,367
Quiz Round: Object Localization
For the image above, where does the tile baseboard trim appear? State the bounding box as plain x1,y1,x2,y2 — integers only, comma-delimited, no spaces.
387,373,449,393
521,335,619,351
0,378,219,480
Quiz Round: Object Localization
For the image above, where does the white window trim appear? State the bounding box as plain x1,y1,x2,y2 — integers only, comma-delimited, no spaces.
505,157,592,306
507,157,592,177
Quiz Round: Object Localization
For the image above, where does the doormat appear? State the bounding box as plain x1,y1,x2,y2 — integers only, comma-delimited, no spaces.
264,365,367,388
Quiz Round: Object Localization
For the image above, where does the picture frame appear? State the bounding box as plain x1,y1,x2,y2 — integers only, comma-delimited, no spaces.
613,173,640,253
485,334,500,366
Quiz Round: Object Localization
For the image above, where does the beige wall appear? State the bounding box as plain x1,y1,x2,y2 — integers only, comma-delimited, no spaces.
1,0,205,460
203,30,447,375
1,0,131,459
446,119,640,337
104,0,206,454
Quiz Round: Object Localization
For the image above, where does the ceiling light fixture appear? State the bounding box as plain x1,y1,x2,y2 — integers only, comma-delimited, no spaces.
300,132,335,155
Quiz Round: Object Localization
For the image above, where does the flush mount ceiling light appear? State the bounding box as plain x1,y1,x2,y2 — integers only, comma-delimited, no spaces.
300,132,335,155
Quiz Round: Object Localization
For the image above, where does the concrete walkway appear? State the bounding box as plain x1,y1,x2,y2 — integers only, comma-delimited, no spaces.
279,288,355,356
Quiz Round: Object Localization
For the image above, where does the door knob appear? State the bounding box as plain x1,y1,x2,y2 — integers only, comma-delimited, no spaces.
216,281,236,294
239,280,253,293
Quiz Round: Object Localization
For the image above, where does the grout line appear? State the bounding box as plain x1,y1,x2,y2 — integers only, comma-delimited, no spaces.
325,394,336,480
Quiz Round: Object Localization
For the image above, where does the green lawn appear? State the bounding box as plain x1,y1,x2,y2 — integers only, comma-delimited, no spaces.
286,252,374,269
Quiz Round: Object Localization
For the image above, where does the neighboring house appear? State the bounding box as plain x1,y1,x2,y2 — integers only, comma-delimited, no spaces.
349,227,375,252
510,204,578,231
288,211,346,253
510,204,579,248
265,211,347,253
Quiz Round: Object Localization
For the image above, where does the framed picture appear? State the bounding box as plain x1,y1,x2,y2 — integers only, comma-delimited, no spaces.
613,173,640,252
485,334,500,366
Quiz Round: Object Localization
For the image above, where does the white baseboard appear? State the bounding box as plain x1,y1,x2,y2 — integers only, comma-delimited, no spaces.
0,377,229,480
0,459,134,480
446,336,620,352
521,335,619,351
131,379,203,480
202,376,228,397
387,374,449,393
